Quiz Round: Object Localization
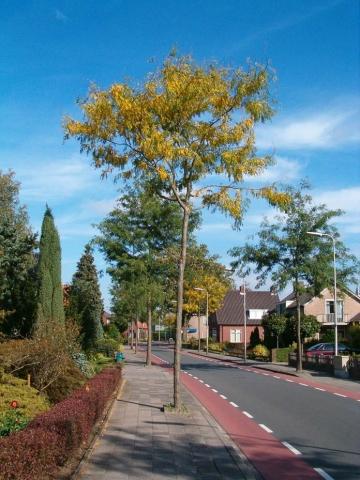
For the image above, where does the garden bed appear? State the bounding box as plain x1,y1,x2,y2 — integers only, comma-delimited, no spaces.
0,365,122,480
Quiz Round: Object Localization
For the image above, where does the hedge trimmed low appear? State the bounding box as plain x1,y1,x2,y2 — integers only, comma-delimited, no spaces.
0,366,122,480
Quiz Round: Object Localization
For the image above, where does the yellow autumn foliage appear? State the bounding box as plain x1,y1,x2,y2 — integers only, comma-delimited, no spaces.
64,53,289,220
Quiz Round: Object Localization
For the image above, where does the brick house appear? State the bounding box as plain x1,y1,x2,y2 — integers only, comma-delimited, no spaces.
209,287,279,344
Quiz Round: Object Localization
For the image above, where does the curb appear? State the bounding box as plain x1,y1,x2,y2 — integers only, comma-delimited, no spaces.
186,349,303,377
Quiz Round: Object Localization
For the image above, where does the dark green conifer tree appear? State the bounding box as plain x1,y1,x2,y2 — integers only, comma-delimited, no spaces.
0,170,37,337
35,206,65,335
69,244,103,350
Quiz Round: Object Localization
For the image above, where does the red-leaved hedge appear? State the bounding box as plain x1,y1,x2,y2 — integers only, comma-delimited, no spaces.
0,366,122,480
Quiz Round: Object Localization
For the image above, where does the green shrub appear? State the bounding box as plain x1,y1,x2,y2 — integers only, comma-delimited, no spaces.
44,363,86,404
90,353,115,373
0,409,29,436
0,371,49,420
208,342,225,353
96,338,120,357
275,347,293,362
347,324,360,349
251,344,270,360
104,323,121,341
225,343,244,356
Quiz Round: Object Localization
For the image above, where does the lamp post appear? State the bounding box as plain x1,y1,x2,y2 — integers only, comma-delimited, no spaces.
194,287,209,355
306,231,338,355
240,280,247,363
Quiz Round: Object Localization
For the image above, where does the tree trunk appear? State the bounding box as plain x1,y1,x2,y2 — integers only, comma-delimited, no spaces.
296,294,302,372
198,305,201,352
135,315,138,355
174,207,190,409
131,321,134,350
146,297,152,366
276,335,279,349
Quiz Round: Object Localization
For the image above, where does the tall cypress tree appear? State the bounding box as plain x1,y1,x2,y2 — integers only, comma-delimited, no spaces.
35,206,65,335
69,244,103,350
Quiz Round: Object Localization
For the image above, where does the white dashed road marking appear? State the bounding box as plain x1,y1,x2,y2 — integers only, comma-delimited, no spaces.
230,401,239,408
314,467,335,480
242,411,253,418
299,383,309,387
315,387,325,391
220,394,227,400
286,379,294,383
282,441,302,455
259,424,273,433
211,388,218,393
205,384,210,387
334,393,347,398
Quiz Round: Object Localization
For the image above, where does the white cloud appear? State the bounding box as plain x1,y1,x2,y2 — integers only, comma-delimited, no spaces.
314,187,360,213
245,156,302,183
199,223,232,232
257,106,360,151
55,9,68,22
314,187,360,237
19,156,98,202
84,198,118,216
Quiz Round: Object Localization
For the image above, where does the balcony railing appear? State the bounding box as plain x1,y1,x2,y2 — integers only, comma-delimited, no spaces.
316,313,350,324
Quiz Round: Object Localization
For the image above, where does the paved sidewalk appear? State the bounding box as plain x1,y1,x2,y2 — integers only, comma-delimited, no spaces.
79,348,261,480
187,350,360,392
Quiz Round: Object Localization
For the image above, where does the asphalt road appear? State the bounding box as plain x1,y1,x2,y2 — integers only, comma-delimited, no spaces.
152,344,360,480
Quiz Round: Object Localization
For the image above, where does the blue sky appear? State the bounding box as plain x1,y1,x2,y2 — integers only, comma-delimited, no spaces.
1,0,359,308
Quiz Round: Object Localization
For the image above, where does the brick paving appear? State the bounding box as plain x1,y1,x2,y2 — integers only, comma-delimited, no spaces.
78,348,261,480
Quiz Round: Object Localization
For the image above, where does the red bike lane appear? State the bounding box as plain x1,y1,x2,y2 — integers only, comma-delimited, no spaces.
151,353,322,480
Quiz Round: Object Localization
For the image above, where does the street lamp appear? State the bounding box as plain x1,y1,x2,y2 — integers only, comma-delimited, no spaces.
239,280,247,363
194,287,209,355
306,231,338,356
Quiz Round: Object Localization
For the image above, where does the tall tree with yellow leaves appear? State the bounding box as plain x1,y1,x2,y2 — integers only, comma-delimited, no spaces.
64,53,289,408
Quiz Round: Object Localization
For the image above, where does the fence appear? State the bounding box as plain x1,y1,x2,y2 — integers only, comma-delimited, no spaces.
289,353,360,379
288,352,334,374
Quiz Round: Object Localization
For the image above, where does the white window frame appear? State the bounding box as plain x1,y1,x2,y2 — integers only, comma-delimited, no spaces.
230,329,242,343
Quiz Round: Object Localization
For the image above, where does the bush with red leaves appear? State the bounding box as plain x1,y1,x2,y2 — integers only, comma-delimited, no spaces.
0,366,121,480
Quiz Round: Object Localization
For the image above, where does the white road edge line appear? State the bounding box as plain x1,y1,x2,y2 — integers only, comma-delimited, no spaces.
334,393,347,397
273,376,281,379
211,388,218,393
282,441,301,455
242,411,253,418
262,373,269,376
205,384,210,387
299,383,308,387
199,380,204,383
229,401,238,407
315,387,325,391
220,394,227,399
193,376,198,379
314,467,335,480
259,424,273,433
286,379,294,383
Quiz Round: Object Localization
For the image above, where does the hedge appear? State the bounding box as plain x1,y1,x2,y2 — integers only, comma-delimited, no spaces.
0,366,122,480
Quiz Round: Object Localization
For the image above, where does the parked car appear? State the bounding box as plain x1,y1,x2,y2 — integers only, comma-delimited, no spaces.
305,342,359,357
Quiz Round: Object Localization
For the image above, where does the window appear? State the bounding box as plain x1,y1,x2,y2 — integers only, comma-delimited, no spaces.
230,329,241,343
325,300,344,321
248,309,268,320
